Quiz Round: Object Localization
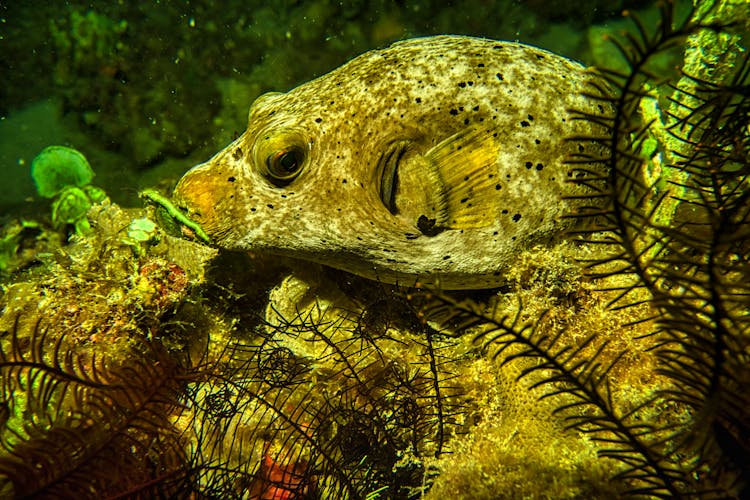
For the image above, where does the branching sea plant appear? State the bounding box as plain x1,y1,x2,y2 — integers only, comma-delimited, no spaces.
0,315,196,498
182,290,469,499
569,0,750,489
424,0,749,497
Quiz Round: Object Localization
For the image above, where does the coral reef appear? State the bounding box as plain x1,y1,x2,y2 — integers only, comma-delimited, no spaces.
0,195,469,497
0,0,748,498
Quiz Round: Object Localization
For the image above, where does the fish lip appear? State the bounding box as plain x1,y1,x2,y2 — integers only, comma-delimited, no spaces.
170,193,199,221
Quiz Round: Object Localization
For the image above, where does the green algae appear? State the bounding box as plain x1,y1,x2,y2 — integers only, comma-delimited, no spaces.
31,146,94,199
140,188,210,244
30,146,106,236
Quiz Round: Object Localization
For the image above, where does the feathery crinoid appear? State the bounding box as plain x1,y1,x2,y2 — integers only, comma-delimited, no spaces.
569,0,750,493
0,313,197,498
423,1,749,497
182,287,468,499
0,226,468,498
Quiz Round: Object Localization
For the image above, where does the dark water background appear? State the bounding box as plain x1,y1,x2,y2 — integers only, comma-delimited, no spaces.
0,0,660,215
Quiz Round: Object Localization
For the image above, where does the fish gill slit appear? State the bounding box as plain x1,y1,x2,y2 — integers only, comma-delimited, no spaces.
378,141,409,215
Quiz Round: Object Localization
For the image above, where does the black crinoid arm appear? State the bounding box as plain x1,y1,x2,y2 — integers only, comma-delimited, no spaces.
569,0,750,495
423,1,750,498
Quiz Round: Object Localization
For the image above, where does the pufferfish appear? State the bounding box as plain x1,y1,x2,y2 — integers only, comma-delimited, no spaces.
174,35,610,289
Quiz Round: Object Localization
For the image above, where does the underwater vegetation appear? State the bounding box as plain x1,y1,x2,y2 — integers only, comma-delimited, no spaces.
0,0,748,498
426,1,750,497
0,231,467,497
31,146,106,236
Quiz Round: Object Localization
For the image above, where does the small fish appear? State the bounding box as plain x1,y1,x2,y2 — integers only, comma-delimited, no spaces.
174,35,610,289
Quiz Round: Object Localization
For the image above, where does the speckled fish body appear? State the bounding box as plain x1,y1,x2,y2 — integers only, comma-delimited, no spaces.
174,35,609,289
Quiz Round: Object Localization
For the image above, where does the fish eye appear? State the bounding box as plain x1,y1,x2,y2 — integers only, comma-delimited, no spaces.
264,146,305,186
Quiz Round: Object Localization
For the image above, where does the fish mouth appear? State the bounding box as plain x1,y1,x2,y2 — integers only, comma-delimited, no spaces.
140,188,211,243
172,161,235,244
377,140,410,215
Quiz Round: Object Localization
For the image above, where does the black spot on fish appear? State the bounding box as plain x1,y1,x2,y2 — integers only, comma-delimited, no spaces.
417,215,443,237
415,97,422,103
528,114,534,121
267,204,274,209
496,73,504,81
449,109,458,115
536,163,544,171
232,148,243,160
495,184,501,190
521,120,530,127
228,176,236,182
443,255,451,260
458,82,467,88
472,106,479,111
468,81,474,86
525,161,533,169
513,213,522,222
342,179,347,183
464,118,470,125
535,139,541,144
405,233,419,240
477,63,485,67
502,209,509,214
251,207,257,212
315,117,322,123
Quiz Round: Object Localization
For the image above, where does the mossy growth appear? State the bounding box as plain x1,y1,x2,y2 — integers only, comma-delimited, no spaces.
31,145,94,198
30,146,106,235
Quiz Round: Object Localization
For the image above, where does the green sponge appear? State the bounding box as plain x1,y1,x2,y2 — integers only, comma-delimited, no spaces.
31,145,94,198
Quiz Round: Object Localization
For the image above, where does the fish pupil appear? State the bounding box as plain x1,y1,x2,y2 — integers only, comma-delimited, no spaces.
278,151,298,172
265,147,305,185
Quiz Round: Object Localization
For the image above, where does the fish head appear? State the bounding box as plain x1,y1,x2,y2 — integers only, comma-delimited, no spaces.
174,35,615,288
173,88,416,261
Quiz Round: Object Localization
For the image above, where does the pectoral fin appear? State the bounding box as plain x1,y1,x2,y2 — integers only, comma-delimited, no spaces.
425,126,501,228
